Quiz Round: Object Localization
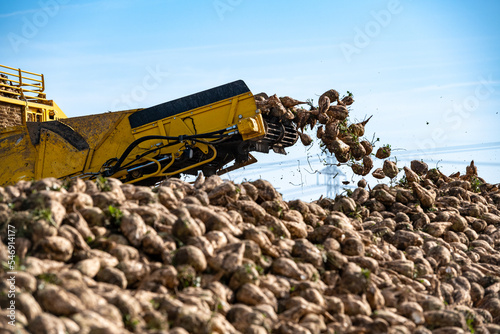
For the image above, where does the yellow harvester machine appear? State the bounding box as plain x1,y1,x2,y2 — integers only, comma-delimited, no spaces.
0,64,298,186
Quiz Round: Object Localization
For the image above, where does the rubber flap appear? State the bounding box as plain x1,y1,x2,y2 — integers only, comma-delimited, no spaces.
128,80,250,129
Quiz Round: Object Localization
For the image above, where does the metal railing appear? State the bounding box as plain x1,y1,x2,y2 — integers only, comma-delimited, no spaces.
0,64,51,105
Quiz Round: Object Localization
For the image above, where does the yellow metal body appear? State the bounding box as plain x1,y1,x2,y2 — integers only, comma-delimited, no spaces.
0,64,299,187
0,75,266,185
0,64,67,124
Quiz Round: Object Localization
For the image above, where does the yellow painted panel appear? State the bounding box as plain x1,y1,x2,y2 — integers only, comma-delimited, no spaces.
38,128,89,178
84,115,140,173
0,129,36,185
60,111,129,149
132,93,261,140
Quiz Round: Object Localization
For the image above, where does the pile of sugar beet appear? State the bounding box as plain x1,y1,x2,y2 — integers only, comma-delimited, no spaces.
1,161,500,334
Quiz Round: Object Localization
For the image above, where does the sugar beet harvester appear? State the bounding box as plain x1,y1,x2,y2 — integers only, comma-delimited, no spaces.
0,66,298,186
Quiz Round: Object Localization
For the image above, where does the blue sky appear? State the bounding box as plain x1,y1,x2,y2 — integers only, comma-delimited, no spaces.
1,0,499,199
